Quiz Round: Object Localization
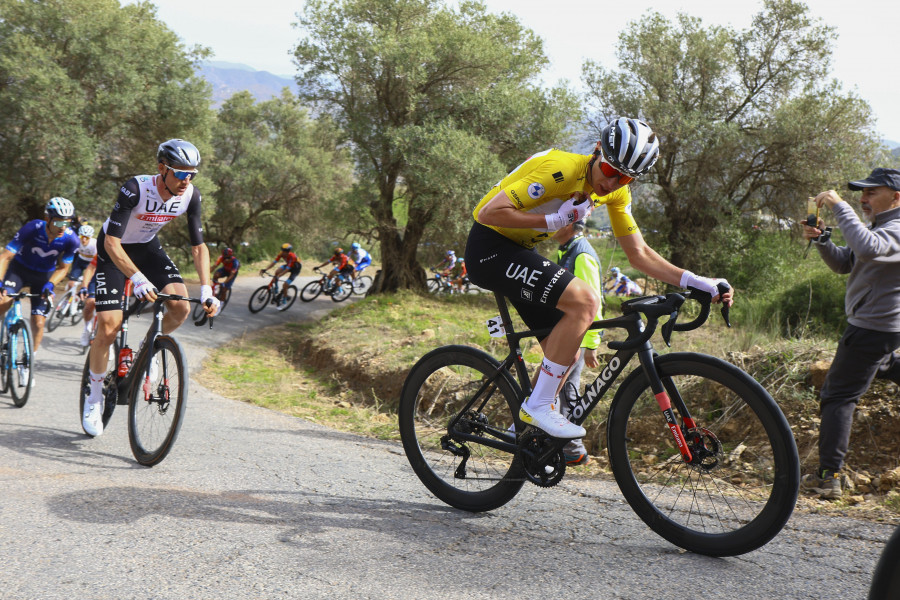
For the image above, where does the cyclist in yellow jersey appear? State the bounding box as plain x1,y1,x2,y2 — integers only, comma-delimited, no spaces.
466,117,734,439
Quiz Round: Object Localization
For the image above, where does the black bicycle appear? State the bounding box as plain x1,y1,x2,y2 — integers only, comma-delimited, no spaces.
248,270,298,313
78,293,212,466
300,267,353,302
399,286,800,557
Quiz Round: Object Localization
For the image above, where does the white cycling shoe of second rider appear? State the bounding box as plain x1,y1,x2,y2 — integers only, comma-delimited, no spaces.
82,396,104,437
519,400,586,439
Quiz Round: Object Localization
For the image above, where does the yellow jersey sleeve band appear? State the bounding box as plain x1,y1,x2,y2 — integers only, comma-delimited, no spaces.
473,149,639,248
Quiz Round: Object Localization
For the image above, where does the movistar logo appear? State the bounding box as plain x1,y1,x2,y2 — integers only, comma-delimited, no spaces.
31,247,59,258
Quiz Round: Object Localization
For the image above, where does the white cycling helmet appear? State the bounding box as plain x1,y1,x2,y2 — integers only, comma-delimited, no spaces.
46,197,75,218
447,250,455,256
599,117,660,177
351,242,360,250
78,224,95,237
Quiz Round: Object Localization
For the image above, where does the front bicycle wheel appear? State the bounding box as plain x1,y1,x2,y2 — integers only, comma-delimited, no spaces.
70,298,84,326
248,286,271,313
399,345,525,512
45,295,67,332
9,322,33,407
0,338,9,394
426,279,442,294
606,352,800,557
300,280,324,302
191,299,207,322
352,276,372,295
128,335,187,466
220,287,232,311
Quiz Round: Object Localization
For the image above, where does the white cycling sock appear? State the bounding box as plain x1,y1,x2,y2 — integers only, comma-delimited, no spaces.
527,358,569,410
88,371,105,403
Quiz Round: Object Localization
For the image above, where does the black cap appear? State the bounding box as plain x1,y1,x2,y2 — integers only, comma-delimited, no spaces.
848,168,900,192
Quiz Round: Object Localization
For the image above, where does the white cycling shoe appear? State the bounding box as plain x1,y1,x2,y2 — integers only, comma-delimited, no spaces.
519,401,585,439
80,328,91,347
82,399,104,437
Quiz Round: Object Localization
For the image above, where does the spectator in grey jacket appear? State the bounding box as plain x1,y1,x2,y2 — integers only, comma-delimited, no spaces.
800,168,900,499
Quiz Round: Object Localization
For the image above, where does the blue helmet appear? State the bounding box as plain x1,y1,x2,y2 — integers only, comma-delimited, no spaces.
351,242,360,250
610,267,620,274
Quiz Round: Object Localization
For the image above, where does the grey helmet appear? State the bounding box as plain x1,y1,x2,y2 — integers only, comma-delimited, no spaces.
157,139,201,168
46,197,75,218
599,117,659,177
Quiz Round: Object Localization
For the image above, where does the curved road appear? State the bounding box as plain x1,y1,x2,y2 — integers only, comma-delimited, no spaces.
1,275,895,599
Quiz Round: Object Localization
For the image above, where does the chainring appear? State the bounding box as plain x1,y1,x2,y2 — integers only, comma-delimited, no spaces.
518,429,566,488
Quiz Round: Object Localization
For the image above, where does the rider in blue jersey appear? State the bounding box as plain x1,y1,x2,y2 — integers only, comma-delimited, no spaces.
0,197,80,353
348,242,372,282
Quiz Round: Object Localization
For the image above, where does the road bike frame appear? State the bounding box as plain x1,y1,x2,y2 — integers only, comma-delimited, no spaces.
458,288,729,466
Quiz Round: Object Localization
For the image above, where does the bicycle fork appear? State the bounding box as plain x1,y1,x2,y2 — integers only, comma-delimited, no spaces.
639,349,695,464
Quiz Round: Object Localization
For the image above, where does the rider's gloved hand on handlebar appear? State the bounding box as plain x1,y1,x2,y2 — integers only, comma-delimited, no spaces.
680,271,733,306
200,284,221,317
542,196,593,231
41,281,55,297
130,272,157,300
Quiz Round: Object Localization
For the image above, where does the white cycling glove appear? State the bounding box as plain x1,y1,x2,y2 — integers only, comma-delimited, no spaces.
543,197,593,231
680,271,729,299
130,272,156,300
200,284,221,316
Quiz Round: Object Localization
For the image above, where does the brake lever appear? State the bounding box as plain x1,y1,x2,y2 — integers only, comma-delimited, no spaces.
661,308,679,347
717,282,732,328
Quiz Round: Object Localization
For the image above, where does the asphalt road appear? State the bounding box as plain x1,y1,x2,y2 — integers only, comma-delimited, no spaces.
1,274,896,599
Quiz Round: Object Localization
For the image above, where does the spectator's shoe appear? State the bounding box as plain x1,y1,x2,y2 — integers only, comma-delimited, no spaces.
82,398,104,437
563,440,590,466
800,469,842,500
519,401,585,439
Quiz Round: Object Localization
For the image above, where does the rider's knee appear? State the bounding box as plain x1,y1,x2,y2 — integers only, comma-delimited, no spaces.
561,280,600,322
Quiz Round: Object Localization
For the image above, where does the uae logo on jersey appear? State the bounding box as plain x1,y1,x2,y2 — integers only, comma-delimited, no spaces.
527,183,545,199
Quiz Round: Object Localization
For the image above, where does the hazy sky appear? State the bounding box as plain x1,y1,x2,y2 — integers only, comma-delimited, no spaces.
140,0,900,142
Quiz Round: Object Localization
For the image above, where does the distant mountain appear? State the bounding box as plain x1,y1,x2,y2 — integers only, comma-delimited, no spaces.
198,61,298,107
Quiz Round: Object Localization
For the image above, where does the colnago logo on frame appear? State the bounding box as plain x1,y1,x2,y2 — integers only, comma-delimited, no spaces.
570,356,621,420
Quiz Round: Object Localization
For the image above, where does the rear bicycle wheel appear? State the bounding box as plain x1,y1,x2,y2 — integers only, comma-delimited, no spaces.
331,281,352,302
277,285,298,311
9,322,33,407
300,280,324,302
128,335,187,466
248,286,271,313
606,352,800,557
426,279,442,294
399,345,525,512
79,344,119,436
352,276,372,295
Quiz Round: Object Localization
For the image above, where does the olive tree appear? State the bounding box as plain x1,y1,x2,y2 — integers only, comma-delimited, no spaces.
294,0,579,291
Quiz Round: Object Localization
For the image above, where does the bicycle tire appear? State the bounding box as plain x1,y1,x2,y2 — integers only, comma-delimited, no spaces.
45,295,67,332
191,299,207,322
399,345,526,512
220,287,232,311
78,341,121,436
606,352,800,557
0,336,9,394
330,281,352,302
9,322,33,407
248,286,271,313
300,280,324,302
426,279,442,294
70,298,84,326
128,335,187,466
276,285,298,311
352,276,372,295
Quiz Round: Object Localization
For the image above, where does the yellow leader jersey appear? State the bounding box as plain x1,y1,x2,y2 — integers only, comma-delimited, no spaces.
472,148,639,248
